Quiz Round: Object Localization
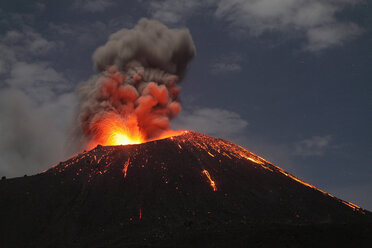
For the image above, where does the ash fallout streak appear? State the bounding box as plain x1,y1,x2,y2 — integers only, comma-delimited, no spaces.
76,18,195,150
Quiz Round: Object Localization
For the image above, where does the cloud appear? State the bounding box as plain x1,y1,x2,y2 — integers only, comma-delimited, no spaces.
0,89,77,178
48,21,109,45
215,0,363,50
34,2,46,12
172,107,248,138
0,44,16,75
210,62,241,74
147,0,203,24
5,61,70,102
0,28,77,178
0,28,68,100
2,28,57,57
210,53,243,74
47,19,133,47
0,64,77,177
73,0,114,13
293,135,332,156
305,23,362,51
146,0,363,51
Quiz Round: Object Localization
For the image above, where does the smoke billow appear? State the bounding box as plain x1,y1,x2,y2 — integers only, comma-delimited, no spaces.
77,18,195,147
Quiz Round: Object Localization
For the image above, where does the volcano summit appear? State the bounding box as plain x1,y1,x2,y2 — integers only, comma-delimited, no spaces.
0,132,371,248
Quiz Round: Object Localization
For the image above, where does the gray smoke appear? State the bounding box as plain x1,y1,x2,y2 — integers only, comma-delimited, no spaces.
93,18,195,77
77,18,195,147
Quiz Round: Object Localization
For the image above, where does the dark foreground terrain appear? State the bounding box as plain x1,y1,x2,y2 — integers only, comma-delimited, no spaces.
0,132,371,247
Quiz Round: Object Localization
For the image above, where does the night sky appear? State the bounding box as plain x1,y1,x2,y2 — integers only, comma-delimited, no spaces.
0,0,371,210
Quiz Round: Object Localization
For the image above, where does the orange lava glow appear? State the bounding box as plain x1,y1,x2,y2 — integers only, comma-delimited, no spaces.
123,158,130,178
202,169,217,191
87,113,144,149
86,113,187,150
149,130,188,143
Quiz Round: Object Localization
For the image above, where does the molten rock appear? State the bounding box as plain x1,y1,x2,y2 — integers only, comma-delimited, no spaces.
0,132,371,247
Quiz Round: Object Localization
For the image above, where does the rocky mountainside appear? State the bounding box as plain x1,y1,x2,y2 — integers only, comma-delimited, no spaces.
0,132,371,247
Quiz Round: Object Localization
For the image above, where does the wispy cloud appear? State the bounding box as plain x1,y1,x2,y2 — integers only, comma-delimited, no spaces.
210,53,243,74
294,135,332,156
147,0,202,24
210,63,241,74
305,22,362,51
2,28,57,57
72,0,114,13
47,18,133,46
172,107,248,138
145,0,363,51
0,28,77,178
5,62,69,102
215,0,363,51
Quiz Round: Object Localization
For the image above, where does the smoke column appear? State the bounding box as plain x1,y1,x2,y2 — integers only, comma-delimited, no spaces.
76,18,195,148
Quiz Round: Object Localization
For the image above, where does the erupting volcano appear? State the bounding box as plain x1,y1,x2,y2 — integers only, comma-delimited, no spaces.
76,18,195,150
1,19,371,248
0,132,371,247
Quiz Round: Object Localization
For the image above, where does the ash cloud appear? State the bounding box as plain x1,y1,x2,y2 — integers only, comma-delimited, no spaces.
77,18,195,146
92,18,195,77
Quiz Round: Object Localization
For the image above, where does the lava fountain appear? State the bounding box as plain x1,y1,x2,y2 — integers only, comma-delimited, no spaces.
86,112,187,149
86,113,144,149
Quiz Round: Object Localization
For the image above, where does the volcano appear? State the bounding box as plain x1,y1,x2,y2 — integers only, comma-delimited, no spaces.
0,132,371,248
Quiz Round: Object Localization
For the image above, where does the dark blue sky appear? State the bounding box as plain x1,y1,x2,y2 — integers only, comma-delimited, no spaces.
0,0,371,210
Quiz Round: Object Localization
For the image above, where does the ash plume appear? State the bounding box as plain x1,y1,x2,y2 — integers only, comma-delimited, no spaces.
76,18,195,147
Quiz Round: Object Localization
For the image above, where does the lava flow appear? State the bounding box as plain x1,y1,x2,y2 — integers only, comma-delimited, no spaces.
202,169,217,191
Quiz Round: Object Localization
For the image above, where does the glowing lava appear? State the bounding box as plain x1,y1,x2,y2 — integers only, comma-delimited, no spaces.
86,113,144,149
202,169,217,191
86,112,187,150
123,158,130,178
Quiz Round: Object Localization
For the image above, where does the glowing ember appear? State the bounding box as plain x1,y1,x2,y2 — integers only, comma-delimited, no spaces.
202,169,217,191
149,130,188,142
123,158,130,178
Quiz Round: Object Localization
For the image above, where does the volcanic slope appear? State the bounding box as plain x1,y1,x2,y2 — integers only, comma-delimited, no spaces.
0,132,371,248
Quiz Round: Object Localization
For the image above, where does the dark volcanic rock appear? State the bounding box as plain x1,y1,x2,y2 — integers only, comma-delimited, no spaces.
0,132,371,248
